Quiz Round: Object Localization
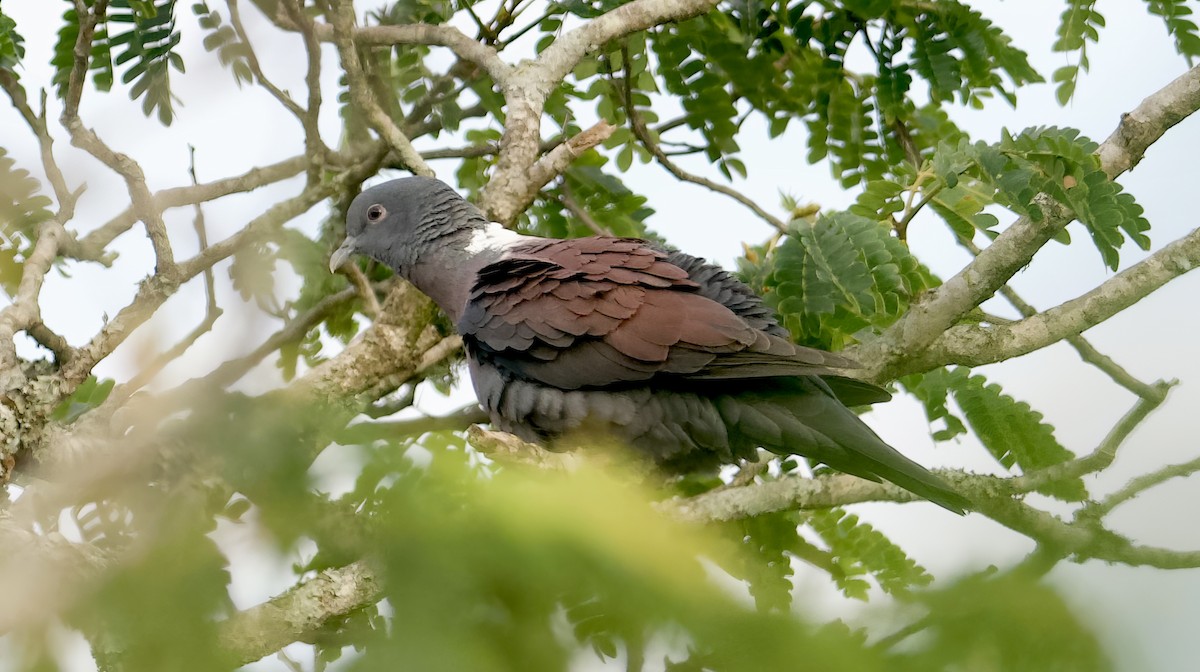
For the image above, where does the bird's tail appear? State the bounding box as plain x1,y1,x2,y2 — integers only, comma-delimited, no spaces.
716,379,970,514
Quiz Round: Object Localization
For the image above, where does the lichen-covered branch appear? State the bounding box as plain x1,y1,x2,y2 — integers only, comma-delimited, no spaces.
293,282,442,402
217,561,382,666
969,251,1166,401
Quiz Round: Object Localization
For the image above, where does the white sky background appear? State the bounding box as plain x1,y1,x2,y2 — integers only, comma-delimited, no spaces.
2,0,1200,670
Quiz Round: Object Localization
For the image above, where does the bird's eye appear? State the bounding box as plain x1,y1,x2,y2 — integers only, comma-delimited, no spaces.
366,204,387,223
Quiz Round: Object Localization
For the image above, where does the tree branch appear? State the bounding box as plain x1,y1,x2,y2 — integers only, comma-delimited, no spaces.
217,561,381,666
480,0,718,222
1080,456,1200,520
67,154,310,263
618,52,787,234
923,225,1200,370
857,63,1200,380
957,238,1165,401
328,0,434,177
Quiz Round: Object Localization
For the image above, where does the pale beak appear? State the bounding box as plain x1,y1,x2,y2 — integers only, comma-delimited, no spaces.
329,236,358,273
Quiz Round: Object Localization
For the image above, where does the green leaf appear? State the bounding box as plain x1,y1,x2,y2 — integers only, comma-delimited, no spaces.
902,367,1086,501
50,376,116,423
1053,65,1079,105
0,146,55,256
806,508,932,598
986,126,1150,269
1052,0,1103,103
1145,0,1200,63
720,511,801,611
761,212,935,349
108,0,185,124
0,9,26,74
51,4,115,98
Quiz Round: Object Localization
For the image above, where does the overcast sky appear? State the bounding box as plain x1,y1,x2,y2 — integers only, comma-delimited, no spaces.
2,1,1200,670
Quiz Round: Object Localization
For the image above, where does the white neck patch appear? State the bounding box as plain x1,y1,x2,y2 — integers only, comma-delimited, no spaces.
465,222,527,255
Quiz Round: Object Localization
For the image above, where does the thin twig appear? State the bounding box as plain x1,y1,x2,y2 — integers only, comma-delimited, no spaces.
196,286,360,390
57,186,336,395
559,179,611,235
68,154,311,262
1010,383,1174,492
616,47,788,234
104,150,226,405
228,0,306,118
281,0,329,181
337,405,488,443
341,264,381,318
1079,456,1200,521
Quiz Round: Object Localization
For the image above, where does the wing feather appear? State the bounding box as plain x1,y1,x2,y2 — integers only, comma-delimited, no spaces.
460,237,869,391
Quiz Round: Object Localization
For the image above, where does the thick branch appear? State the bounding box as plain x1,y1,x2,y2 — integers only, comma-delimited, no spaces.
480,0,717,222
920,225,1200,369
293,282,442,401
218,561,381,666
534,0,719,87
296,17,511,85
857,64,1200,380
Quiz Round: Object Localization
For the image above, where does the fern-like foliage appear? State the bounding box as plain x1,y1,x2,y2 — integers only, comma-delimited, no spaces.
988,127,1149,269
0,147,55,295
805,508,932,599
51,0,183,124
51,1,115,97
111,0,184,124
0,151,53,297
1145,0,1200,63
900,1,1042,107
907,130,1148,268
0,9,25,75
1052,0,1105,104
634,0,1040,188
755,212,935,350
717,505,931,606
192,1,252,86
726,510,803,611
902,367,1086,501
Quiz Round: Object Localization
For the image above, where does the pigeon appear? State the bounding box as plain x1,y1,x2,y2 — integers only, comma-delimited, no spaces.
330,176,969,513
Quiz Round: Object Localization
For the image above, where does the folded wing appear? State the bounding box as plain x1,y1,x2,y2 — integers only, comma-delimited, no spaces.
459,237,860,390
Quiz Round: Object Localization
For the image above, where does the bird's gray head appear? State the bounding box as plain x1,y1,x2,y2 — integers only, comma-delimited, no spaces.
328,176,486,276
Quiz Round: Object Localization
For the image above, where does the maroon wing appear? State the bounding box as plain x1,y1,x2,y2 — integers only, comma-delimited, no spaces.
458,237,858,390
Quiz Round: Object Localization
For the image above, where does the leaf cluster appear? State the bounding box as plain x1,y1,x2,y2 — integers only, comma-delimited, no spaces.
51,0,184,124
746,211,934,350
903,367,1085,501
